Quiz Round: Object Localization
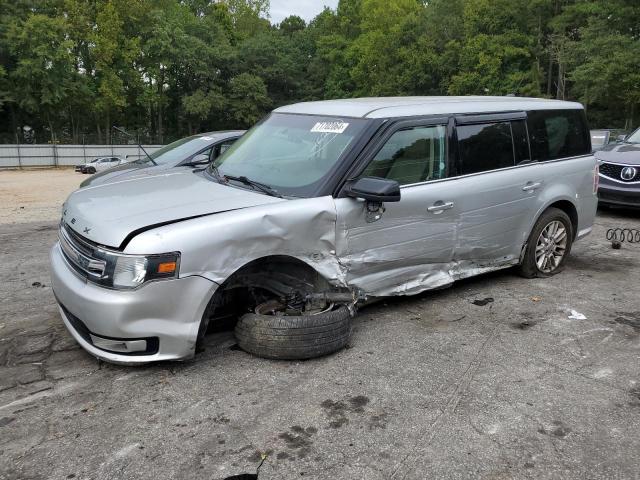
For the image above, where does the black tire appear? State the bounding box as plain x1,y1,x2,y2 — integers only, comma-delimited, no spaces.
518,207,573,278
234,306,352,360
87,167,96,174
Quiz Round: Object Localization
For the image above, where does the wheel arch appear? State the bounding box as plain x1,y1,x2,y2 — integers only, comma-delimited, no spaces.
196,254,337,344
528,197,579,242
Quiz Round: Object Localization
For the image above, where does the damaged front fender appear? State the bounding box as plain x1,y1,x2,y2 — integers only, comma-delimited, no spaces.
124,195,348,289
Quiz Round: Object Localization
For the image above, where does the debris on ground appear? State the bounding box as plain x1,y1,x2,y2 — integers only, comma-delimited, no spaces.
472,297,494,306
567,309,587,320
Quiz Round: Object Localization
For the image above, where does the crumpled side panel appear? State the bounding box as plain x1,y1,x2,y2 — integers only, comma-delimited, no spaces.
344,257,518,297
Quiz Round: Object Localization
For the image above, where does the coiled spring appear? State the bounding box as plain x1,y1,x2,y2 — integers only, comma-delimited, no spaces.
606,228,640,244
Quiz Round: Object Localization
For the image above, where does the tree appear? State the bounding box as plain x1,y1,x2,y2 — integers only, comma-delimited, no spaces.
227,73,270,126
6,13,77,142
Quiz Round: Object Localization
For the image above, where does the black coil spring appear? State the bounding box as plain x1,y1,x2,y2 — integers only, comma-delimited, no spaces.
606,228,640,243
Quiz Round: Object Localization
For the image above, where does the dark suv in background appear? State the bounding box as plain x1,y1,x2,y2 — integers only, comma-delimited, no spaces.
597,126,640,208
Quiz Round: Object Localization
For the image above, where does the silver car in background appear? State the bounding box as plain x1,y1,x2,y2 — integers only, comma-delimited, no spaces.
50,96,598,364
80,130,244,188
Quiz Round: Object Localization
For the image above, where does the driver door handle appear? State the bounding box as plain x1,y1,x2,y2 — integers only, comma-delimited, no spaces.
522,182,542,192
427,201,454,213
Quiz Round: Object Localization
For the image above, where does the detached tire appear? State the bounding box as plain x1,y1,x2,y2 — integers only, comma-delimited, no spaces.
518,207,573,278
235,305,352,360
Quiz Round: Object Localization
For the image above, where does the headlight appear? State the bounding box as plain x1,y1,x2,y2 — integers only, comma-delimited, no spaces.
109,252,180,289
58,222,179,290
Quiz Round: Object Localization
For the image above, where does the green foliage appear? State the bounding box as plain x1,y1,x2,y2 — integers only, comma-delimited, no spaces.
227,73,270,126
0,0,638,143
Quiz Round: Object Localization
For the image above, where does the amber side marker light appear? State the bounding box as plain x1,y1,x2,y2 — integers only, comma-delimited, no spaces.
157,261,177,274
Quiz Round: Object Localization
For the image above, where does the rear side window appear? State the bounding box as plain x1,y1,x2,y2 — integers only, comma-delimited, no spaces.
527,110,590,161
457,122,515,175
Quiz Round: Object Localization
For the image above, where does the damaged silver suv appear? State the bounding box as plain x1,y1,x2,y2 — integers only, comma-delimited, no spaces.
50,97,598,364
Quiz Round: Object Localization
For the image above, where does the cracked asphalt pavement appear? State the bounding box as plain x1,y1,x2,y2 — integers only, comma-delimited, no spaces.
1,180,640,479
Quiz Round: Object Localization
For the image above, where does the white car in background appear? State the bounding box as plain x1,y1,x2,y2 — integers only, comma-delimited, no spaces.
75,156,127,174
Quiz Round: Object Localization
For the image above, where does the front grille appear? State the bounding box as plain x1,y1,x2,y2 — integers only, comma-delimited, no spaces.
599,191,640,206
59,223,107,279
600,162,640,183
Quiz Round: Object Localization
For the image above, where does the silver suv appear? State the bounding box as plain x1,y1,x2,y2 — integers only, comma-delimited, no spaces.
50,96,598,364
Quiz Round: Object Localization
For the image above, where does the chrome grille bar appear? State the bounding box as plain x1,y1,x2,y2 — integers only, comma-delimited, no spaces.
59,224,106,278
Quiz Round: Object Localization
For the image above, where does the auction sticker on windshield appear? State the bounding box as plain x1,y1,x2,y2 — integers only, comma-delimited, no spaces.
311,121,349,134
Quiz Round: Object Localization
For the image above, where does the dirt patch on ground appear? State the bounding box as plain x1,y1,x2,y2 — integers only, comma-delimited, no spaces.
0,169,83,224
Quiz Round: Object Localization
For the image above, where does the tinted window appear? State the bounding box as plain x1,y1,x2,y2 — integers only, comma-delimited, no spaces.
360,125,447,186
214,140,236,159
149,135,218,166
511,120,530,164
527,110,590,160
457,122,515,175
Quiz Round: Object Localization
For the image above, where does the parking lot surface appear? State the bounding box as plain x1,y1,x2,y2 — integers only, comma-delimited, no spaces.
1,170,639,480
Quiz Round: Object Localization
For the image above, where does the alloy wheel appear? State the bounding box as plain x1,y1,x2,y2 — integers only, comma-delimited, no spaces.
535,220,568,273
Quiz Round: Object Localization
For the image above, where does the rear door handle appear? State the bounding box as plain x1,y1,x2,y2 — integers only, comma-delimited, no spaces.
522,182,542,192
427,201,454,213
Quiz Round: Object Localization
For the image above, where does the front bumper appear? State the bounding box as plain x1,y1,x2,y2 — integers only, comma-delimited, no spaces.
598,178,640,208
50,242,219,364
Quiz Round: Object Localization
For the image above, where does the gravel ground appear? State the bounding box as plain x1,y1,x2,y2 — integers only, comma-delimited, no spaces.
0,171,639,480
0,169,83,224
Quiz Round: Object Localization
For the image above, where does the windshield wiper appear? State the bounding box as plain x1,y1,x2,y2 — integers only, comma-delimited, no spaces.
223,174,283,198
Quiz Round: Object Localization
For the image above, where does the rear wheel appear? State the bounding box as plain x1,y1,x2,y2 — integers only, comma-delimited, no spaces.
87,167,96,174
519,207,573,278
235,300,352,360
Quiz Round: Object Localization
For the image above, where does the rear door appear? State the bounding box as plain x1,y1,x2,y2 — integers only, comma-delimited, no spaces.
450,113,541,268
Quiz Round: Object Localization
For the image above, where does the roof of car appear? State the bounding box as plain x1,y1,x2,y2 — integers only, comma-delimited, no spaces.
274,96,584,119
195,130,246,139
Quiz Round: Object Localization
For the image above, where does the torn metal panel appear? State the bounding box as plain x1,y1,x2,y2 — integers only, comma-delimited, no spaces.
125,195,347,288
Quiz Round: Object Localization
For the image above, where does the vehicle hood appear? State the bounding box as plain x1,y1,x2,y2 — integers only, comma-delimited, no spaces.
80,161,166,188
63,170,286,248
595,143,640,165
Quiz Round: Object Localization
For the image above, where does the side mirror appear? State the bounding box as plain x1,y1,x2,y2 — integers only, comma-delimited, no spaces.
617,134,627,142
346,177,401,203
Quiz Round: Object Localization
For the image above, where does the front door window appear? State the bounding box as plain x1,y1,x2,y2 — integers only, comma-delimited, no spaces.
360,125,447,185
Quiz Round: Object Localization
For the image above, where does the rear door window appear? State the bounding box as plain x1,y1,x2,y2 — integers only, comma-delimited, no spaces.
527,110,590,161
456,122,515,175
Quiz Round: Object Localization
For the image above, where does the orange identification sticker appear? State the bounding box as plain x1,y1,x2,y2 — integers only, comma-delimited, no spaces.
157,262,176,274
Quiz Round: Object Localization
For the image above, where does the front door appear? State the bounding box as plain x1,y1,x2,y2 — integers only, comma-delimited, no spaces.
335,120,459,296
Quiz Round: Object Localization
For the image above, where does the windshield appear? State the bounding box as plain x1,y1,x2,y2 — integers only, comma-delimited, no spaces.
210,113,367,196
145,135,215,165
626,128,640,144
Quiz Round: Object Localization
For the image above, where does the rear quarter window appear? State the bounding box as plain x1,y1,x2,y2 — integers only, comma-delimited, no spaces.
527,110,591,161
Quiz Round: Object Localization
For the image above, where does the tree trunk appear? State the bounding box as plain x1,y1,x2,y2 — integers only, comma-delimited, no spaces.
546,53,553,96
97,121,102,144
105,111,110,144
556,63,564,100
157,76,163,144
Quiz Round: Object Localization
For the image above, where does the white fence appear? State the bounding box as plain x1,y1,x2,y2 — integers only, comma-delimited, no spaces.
0,144,163,168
